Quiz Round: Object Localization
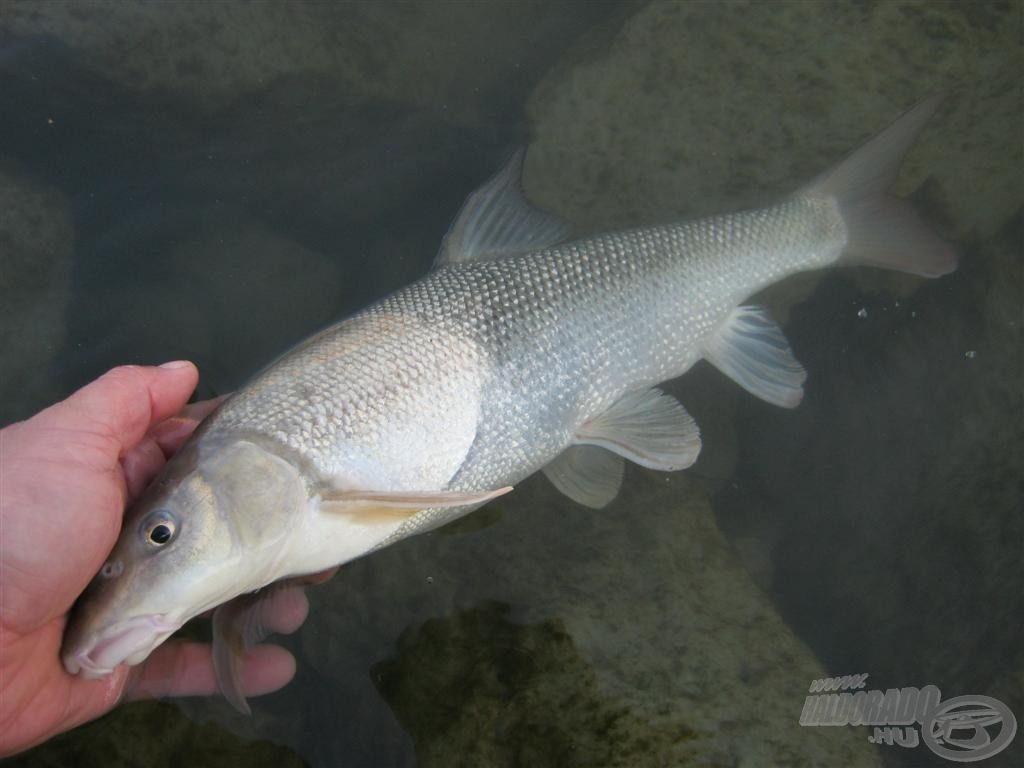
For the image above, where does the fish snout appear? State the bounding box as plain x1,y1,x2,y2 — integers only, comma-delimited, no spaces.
62,614,180,678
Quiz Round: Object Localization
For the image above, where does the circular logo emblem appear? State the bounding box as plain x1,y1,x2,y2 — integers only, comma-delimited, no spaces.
922,695,1017,762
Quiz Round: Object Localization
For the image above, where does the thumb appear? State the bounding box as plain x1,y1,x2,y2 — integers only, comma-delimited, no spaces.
42,362,199,454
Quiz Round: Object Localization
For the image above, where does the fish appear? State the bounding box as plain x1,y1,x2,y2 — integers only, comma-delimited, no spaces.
62,97,955,712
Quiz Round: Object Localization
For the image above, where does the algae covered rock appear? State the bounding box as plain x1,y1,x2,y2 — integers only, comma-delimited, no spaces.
294,477,881,767
2,700,306,768
374,602,700,768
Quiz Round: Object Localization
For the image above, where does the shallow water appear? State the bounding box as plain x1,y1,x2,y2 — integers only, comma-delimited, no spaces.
2,2,1020,766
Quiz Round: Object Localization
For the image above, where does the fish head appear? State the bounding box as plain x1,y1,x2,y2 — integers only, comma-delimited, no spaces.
62,437,307,678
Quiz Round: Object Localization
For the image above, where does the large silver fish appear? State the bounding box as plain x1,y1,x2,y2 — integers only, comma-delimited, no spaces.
62,98,954,711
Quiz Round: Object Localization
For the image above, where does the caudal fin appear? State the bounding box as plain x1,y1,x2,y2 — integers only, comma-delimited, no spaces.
800,95,957,278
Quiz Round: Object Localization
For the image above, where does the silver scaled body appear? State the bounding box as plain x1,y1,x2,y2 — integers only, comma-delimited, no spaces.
207,197,839,543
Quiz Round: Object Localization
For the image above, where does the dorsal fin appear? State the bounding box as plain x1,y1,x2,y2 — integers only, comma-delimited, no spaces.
434,149,571,267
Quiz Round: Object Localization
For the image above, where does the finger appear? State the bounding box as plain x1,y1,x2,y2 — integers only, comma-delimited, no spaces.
148,395,228,457
262,586,310,635
300,566,340,586
119,436,168,502
125,641,296,701
44,363,199,456
178,395,229,424
47,665,134,755
120,395,229,502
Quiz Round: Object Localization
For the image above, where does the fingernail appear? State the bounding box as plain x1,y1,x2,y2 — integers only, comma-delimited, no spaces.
158,360,192,370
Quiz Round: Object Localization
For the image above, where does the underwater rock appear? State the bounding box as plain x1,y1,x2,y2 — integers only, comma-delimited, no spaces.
296,477,881,766
168,90,513,262
510,0,1024,738
0,2,623,120
62,215,345,400
522,0,1019,334
525,0,1018,241
162,222,343,391
718,215,1024,738
0,42,515,398
0,161,73,425
512,1,1018,504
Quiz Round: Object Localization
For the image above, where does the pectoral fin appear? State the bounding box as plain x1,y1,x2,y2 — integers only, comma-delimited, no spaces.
212,586,299,715
542,445,624,509
319,486,513,523
703,305,807,408
212,577,323,715
211,598,252,715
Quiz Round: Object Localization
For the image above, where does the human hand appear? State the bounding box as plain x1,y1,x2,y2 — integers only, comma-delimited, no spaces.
0,363,310,756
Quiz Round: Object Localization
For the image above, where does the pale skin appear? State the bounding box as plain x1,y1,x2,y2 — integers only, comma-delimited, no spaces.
0,362,330,756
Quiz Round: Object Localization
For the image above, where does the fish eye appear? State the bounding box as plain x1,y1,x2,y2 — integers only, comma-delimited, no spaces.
142,512,178,547
149,523,174,545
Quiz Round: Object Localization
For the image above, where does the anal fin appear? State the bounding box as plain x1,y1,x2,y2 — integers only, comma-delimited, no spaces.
542,445,624,509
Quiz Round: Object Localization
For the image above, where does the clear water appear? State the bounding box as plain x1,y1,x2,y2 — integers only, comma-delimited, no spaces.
2,2,1020,767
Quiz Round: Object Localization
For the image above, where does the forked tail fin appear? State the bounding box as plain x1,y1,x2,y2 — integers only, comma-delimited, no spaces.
800,95,957,278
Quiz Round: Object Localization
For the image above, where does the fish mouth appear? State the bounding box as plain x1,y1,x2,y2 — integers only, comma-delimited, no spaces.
63,614,182,678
